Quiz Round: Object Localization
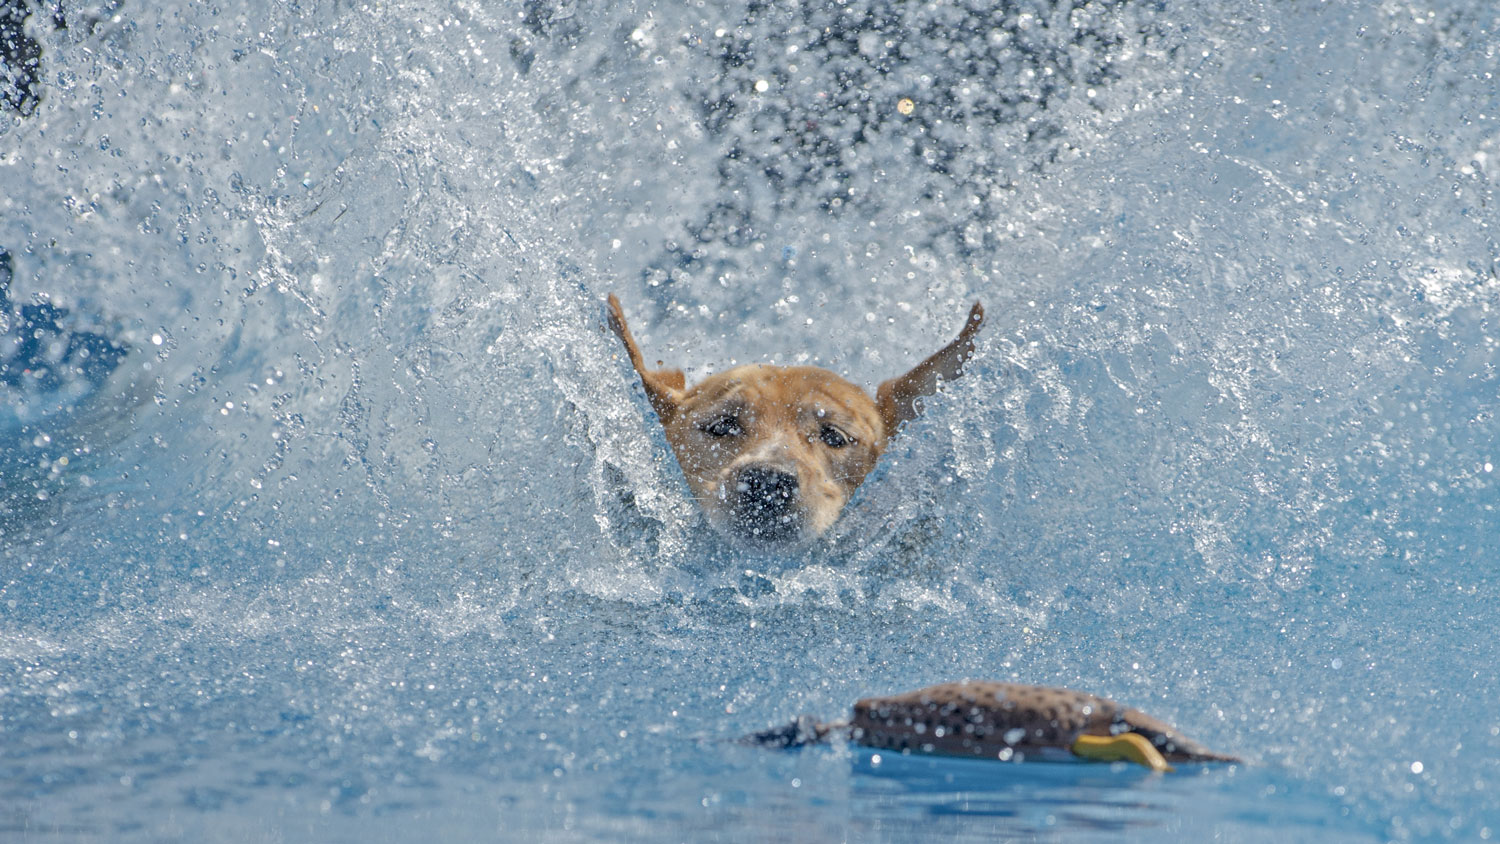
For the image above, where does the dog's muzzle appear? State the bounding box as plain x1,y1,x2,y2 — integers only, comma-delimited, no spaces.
729,466,802,543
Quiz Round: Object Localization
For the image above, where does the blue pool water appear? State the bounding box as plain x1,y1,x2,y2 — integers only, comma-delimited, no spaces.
1,0,1497,840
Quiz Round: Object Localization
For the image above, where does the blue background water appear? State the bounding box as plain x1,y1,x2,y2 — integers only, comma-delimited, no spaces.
1,0,1497,840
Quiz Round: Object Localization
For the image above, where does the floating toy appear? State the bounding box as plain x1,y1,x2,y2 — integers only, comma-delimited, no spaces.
744,681,1238,772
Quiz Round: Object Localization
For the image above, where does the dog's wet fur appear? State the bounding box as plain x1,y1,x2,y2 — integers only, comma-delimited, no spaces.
607,294,984,548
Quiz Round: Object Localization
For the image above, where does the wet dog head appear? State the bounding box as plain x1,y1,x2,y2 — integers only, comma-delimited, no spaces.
651,364,886,545
607,295,984,548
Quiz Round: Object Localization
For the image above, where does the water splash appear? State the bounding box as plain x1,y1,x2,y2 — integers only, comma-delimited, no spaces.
1,0,1497,840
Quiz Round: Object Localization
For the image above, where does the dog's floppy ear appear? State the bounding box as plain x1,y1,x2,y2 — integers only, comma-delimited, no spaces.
607,294,685,422
876,301,985,436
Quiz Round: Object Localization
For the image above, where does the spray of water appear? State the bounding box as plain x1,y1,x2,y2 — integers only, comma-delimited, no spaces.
1,0,1497,839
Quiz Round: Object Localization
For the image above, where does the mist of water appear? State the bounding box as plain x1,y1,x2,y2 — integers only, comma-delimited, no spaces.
2,0,1497,840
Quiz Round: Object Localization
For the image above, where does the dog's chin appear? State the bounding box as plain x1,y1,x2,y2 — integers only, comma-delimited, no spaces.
733,519,806,550
704,510,814,551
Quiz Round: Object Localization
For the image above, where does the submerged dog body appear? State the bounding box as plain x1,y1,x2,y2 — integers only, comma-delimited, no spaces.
607,294,984,547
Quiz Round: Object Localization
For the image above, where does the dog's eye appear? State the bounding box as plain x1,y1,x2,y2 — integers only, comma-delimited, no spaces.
701,415,742,438
819,424,852,448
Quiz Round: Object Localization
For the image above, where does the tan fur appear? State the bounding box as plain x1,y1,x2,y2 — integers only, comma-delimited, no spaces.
607,294,984,547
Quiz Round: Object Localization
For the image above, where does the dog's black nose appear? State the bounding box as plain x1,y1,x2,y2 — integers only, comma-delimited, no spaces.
731,466,801,542
737,466,798,508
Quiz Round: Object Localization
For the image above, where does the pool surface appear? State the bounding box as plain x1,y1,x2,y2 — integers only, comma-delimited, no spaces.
2,0,1497,840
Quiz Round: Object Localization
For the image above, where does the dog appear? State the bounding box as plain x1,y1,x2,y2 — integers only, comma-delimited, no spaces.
606,293,984,548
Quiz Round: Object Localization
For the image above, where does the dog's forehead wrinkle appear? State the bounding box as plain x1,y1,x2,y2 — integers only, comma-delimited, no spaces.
801,393,861,422
697,398,746,420
685,376,742,405
681,387,747,423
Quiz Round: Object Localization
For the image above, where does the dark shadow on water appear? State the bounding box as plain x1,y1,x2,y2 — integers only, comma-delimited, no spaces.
0,250,128,394
0,247,134,543
0,0,65,117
